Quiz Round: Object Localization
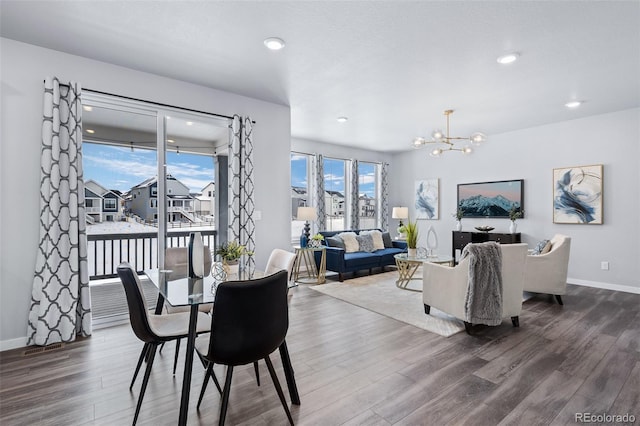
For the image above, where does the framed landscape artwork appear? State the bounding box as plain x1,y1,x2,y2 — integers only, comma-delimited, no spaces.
553,164,603,224
415,179,439,219
457,179,524,218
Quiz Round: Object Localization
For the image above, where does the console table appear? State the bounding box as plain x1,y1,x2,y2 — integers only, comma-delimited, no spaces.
452,231,521,262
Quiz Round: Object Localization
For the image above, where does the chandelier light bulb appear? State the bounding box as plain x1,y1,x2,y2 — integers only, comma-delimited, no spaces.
462,146,473,154
432,129,445,141
430,148,443,157
470,132,487,145
413,137,426,147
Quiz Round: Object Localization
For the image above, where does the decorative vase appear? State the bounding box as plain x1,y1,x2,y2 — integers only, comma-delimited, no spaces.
188,232,205,278
455,220,462,231
509,220,517,234
309,239,321,248
426,225,438,257
300,233,308,248
407,248,417,258
223,260,239,276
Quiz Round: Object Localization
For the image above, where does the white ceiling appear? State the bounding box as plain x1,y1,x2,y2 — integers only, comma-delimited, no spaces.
1,1,639,153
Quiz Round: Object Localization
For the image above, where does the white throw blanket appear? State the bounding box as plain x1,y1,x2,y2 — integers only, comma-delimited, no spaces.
461,242,503,326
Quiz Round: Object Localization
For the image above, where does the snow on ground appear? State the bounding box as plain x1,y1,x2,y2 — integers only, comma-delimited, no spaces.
87,220,215,235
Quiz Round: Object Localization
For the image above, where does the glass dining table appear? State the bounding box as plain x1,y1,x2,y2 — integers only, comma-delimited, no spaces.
144,268,300,426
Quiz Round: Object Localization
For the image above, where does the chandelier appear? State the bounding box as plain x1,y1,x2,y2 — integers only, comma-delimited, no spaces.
413,109,487,157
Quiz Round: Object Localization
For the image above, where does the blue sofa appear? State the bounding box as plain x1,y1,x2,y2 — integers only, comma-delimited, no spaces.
315,229,407,281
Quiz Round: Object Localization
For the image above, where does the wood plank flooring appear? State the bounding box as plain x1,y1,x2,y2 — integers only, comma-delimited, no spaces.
1,279,639,425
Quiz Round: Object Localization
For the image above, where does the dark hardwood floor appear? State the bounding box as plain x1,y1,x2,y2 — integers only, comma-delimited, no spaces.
1,279,639,425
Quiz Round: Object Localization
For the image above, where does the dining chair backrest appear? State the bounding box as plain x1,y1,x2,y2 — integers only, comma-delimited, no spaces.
206,270,289,366
264,248,297,279
117,263,157,343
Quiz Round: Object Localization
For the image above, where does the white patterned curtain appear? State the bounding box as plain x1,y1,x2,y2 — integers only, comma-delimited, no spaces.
313,154,326,231
28,77,91,346
350,159,359,229
380,162,389,230
229,115,256,273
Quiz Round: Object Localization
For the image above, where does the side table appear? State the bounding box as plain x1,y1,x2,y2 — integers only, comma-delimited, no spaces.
394,253,454,291
293,245,326,284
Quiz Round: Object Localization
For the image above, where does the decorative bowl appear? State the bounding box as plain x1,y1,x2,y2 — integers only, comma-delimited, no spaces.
475,226,495,232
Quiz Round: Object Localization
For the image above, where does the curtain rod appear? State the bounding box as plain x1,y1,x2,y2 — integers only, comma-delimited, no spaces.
46,80,239,121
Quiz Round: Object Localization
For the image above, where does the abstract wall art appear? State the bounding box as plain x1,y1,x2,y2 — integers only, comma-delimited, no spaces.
553,164,603,224
415,179,439,219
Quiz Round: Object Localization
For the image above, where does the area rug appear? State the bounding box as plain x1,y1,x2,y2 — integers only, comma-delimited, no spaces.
310,271,465,337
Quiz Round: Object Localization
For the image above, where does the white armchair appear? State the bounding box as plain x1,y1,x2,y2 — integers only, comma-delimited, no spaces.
423,243,528,333
523,234,571,305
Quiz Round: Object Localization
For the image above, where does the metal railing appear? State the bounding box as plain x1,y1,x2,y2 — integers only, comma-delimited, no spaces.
88,229,217,279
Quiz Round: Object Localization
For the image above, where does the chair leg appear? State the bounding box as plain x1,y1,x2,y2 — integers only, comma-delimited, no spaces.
555,295,564,305
219,366,234,426
173,339,181,375
464,321,473,334
197,362,214,409
424,304,431,315
130,343,149,390
264,355,294,426
253,361,260,386
511,316,520,327
133,343,157,425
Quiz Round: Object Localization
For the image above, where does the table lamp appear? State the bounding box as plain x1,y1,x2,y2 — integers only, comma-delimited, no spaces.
392,207,409,233
297,206,317,242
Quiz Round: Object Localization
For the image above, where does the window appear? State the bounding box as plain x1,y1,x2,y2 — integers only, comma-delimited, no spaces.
324,157,345,231
358,162,378,228
104,199,117,210
290,152,312,242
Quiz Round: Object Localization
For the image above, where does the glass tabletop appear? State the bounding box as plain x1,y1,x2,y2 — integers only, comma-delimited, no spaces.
394,253,454,264
145,268,262,307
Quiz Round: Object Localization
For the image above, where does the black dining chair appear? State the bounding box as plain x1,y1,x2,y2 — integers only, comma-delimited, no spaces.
117,263,212,425
195,269,294,425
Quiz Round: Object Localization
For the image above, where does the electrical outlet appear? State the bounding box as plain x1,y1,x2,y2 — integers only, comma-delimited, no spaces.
601,261,609,271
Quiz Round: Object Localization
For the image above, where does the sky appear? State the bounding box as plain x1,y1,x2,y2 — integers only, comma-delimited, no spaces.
83,143,215,193
84,143,376,197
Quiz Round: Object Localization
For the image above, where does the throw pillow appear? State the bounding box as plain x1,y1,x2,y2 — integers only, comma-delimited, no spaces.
361,230,385,250
541,240,553,254
381,231,393,248
337,232,359,253
356,234,375,253
326,236,345,250
531,239,551,255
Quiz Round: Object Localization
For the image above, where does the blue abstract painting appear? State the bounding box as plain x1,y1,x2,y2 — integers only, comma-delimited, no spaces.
415,179,439,220
553,165,603,224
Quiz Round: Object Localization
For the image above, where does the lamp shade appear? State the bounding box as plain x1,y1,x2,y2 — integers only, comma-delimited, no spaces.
297,206,317,221
392,207,409,220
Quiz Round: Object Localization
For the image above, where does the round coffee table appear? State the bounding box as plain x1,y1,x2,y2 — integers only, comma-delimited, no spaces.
394,253,454,291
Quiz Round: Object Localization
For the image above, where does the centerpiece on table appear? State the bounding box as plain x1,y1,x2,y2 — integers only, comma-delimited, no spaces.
215,240,253,275
402,220,419,257
308,233,325,248
509,206,524,233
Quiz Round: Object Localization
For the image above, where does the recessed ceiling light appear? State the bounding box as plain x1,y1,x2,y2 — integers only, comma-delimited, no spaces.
83,105,93,112
565,100,582,108
167,139,175,143
186,121,193,126
337,116,348,123
264,37,285,50
497,52,520,65
86,129,95,134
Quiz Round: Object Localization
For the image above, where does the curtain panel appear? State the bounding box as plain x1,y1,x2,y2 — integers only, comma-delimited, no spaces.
313,154,326,231
28,77,91,346
229,115,256,273
350,159,359,229
380,162,389,231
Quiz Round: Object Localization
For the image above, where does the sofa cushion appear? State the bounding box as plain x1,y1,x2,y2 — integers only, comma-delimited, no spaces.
326,236,345,250
361,229,385,250
381,231,393,248
356,234,375,253
338,232,359,253
343,251,381,268
532,239,551,255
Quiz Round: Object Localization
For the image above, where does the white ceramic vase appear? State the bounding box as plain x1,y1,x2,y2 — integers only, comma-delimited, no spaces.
407,248,417,258
510,220,517,233
188,232,205,278
455,220,462,231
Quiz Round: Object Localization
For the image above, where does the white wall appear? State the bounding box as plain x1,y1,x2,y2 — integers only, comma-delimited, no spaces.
0,38,291,349
390,108,640,292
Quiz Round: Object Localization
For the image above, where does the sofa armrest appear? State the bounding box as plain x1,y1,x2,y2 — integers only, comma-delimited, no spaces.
392,240,408,250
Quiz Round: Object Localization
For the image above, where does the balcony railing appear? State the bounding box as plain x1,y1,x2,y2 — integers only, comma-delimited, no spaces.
88,229,217,279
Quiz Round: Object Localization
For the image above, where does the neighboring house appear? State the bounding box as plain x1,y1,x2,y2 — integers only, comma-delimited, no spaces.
196,181,215,217
128,175,195,223
83,179,123,223
325,190,345,217
291,186,307,217
359,194,376,218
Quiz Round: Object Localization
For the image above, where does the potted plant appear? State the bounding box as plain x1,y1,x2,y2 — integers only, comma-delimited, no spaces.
452,207,464,231
215,240,253,273
509,207,523,233
404,220,419,257
309,233,325,248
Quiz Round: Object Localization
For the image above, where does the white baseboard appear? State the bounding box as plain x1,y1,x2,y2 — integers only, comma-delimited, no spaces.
568,277,640,294
0,336,28,352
